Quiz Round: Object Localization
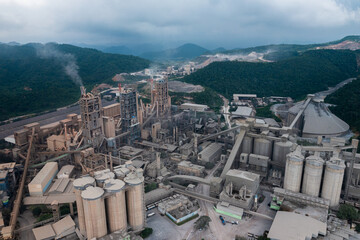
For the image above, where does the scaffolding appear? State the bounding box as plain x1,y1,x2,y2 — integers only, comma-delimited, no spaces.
79,87,104,149
119,87,140,144
151,77,171,117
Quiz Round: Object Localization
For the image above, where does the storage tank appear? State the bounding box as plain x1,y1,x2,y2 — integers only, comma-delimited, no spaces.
302,155,324,197
73,177,95,237
283,149,304,192
94,169,115,187
81,186,107,239
103,179,127,233
124,172,145,231
321,158,345,207
253,137,272,158
272,139,293,168
114,167,130,180
241,135,253,154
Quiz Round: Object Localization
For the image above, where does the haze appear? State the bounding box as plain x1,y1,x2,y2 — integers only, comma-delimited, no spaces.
0,0,360,49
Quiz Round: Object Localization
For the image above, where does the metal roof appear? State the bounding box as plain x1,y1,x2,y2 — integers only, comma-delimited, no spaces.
32,224,56,240
268,211,326,240
289,99,349,137
29,162,58,185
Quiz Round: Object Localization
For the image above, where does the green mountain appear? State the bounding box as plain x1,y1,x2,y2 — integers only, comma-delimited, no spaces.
183,50,359,100
140,43,209,62
0,43,150,121
326,77,360,135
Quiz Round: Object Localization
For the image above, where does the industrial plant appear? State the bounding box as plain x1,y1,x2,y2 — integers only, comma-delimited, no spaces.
0,74,359,240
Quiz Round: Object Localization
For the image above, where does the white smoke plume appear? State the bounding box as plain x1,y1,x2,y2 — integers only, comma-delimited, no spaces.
36,43,83,86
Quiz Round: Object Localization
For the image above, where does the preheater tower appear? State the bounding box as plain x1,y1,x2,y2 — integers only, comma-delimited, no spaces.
124,172,145,231
81,186,108,239
73,176,95,237
103,179,127,233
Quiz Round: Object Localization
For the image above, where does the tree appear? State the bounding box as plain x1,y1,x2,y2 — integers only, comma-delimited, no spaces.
194,215,211,230
337,204,359,223
140,228,153,238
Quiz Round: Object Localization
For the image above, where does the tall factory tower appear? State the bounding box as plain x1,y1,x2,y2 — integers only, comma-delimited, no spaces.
118,85,140,143
151,77,171,117
80,86,104,149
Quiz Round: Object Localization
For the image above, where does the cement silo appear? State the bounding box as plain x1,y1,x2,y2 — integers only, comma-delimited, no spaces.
94,169,115,187
73,176,95,237
81,186,107,239
302,155,324,197
272,139,293,168
283,149,304,192
241,135,253,154
124,172,145,231
253,137,273,158
321,158,345,207
103,179,127,233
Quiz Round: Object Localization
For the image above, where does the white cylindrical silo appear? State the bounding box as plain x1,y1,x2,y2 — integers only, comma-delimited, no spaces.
253,137,273,158
73,176,95,237
283,150,304,192
321,158,345,207
124,172,145,232
103,179,127,233
272,139,293,167
302,155,324,197
82,186,108,239
241,135,253,154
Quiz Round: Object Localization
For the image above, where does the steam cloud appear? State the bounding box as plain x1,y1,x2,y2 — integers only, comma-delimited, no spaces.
36,43,83,86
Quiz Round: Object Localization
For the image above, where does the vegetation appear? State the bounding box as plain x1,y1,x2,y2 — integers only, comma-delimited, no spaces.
255,104,281,122
144,182,158,193
336,204,359,223
205,162,215,169
326,77,360,137
170,88,223,112
32,207,42,217
183,50,359,100
194,215,211,230
0,43,150,121
140,227,153,238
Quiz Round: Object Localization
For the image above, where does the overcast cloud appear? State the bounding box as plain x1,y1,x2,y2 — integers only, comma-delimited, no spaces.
0,0,359,49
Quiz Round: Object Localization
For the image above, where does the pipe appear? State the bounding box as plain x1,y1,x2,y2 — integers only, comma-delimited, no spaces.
7,128,35,239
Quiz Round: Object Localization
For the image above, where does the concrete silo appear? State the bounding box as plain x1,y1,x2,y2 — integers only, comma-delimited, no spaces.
81,186,108,239
124,172,145,231
94,169,115,187
73,176,95,237
302,155,324,197
103,179,127,233
321,158,345,207
253,137,272,158
283,149,304,192
272,138,293,168
241,135,253,154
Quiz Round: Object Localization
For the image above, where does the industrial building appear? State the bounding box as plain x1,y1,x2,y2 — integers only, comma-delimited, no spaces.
198,142,222,164
177,161,205,177
28,162,58,196
287,96,350,138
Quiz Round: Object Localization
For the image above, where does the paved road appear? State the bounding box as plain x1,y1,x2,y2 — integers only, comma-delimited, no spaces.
0,99,116,140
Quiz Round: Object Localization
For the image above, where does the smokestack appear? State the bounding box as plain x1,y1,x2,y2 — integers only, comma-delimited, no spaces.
156,152,161,177
80,86,86,96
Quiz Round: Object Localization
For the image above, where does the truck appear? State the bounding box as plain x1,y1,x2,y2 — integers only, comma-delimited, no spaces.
219,215,226,225
269,195,284,211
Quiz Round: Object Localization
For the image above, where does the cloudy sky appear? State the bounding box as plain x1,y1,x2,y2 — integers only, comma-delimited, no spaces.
0,0,360,49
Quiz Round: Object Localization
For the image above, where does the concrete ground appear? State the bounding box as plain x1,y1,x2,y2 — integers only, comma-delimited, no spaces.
146,209,197,240
17,209,36,240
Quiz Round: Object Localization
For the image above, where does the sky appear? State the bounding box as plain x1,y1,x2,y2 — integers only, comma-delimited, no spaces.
0,0,360,49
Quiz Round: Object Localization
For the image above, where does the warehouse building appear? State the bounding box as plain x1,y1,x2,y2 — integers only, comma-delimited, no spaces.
28,162,58,196
198,143,222,164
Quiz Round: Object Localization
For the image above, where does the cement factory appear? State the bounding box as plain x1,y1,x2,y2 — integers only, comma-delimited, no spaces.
0,75,359,240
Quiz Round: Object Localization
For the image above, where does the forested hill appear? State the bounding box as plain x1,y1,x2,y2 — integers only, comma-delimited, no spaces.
326,77,360,136
183,50,359,100
0,43,150,121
